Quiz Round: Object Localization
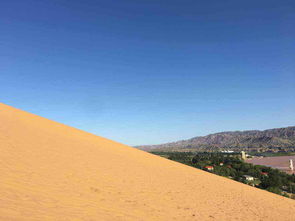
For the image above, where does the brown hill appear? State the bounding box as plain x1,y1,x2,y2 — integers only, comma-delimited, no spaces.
138,127,295,152
1,103,295,221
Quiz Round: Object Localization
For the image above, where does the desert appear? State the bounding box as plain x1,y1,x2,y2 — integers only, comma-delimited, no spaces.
1,103,295,221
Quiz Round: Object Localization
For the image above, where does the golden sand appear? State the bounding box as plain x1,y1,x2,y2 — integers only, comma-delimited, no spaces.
1,103,294,220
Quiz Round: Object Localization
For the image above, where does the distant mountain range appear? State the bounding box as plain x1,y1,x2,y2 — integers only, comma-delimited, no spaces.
137,126,295,152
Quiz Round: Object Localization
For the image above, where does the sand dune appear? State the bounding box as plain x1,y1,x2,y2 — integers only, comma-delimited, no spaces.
0,103,294,221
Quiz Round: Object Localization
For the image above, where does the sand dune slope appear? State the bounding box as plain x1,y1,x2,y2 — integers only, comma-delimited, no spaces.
0,103,294,221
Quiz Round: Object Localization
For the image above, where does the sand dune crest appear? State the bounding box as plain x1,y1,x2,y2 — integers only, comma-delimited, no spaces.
0,103,294,220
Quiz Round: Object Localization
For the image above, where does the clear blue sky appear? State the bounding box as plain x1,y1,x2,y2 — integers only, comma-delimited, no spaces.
1,0,294,145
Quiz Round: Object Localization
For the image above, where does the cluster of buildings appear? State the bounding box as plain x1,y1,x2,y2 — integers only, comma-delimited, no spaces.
204,151,247,172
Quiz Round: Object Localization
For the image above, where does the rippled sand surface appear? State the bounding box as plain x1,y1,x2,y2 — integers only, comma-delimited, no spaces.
1,103,295,221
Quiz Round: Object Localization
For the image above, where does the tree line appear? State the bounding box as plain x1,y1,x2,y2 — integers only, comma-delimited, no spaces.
151,151,295,198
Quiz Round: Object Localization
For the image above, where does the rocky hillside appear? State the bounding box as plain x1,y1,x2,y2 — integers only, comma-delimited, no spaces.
138,126,295,152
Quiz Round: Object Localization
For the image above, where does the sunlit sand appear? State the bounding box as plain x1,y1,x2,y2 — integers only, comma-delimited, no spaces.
1,103,294,220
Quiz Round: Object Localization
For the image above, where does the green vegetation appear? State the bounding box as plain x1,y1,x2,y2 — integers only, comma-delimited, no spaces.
250,152,295,157
152,151,295,198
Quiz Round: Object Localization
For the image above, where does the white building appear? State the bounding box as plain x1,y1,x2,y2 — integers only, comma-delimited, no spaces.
243,175,254,181
241,151,246,160
290,159,294,171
